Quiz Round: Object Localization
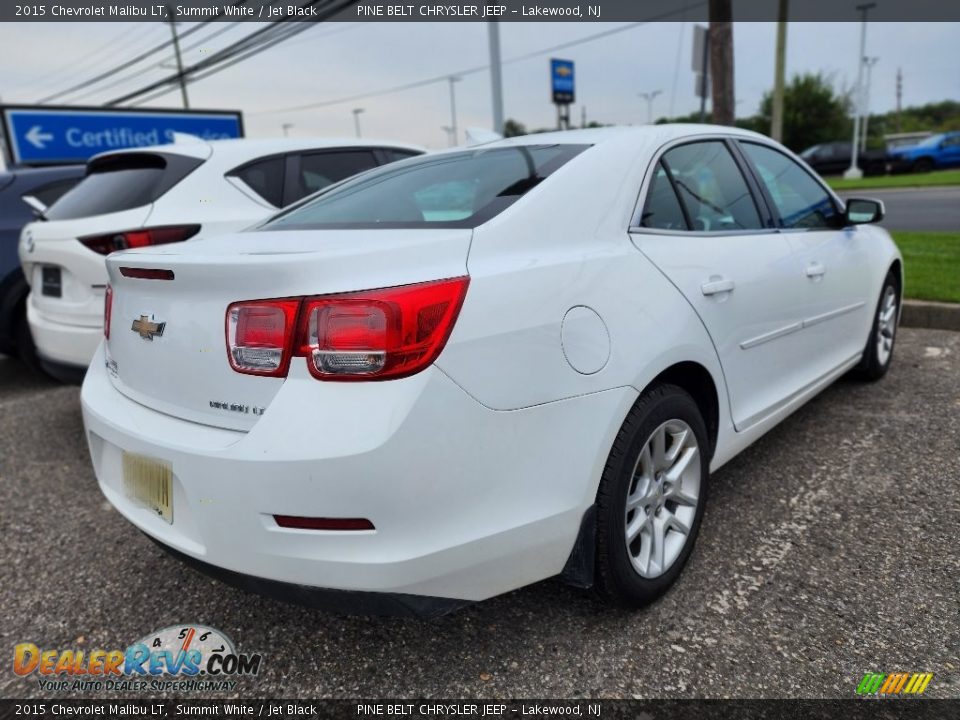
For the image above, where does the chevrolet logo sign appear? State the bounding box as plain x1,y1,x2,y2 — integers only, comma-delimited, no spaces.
555,66,572,77
131,315,166,341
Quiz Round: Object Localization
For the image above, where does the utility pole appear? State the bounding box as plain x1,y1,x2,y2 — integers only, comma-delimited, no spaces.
166,5,189,109
638,90,663,124
861,56,879,152
844,2,876,180
282,123,294,137
771,0,788,142
581,105,586,128
488,22,504,135
708,0,735,126
447,76,461,147
895,67,903,133
352,108,364,138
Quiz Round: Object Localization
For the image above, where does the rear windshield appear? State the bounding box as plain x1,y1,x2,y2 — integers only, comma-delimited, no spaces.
46,152,202,220
261,144,589,230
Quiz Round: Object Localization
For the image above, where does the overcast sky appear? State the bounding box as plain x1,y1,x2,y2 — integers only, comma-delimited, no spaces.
0,20,957,160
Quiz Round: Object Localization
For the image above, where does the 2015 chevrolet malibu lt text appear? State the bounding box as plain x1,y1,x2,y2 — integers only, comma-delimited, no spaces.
80,126,901,617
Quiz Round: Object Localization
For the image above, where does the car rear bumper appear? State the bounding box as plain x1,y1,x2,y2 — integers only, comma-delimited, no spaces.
81,342,634,605
27,293,101,368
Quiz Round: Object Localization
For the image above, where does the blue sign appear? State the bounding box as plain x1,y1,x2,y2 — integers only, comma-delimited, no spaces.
550,59,575,105
1,106,243,166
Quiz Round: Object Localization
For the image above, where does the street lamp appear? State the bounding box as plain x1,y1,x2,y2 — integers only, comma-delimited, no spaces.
844,2,877,180
638,90,663,124
352,108,365,138
447,76,461,147
282,123,294,137
861,56,879,152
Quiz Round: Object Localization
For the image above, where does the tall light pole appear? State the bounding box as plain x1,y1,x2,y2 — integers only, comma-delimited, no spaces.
844,2,876,180
282,123,294,137
771,0,789,142
488,22,504,135
638,90,663,124
352,108,364,138
166,5,189,109
447,76,461,146
861,56,879,152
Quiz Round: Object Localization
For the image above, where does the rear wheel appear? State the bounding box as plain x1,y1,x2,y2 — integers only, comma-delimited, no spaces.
595,384,709,607
852,271,900,381
13,303,47,377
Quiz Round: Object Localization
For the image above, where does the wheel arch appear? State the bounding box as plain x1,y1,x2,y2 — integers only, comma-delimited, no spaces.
644,361,720,462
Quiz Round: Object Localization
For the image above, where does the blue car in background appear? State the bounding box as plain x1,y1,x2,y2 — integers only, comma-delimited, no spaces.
0,165,84,367
887,131,960,173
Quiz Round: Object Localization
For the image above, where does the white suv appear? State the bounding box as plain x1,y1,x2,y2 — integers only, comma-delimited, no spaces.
18,137,422,381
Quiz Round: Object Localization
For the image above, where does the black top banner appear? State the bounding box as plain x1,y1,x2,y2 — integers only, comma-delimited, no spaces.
2,0,959,23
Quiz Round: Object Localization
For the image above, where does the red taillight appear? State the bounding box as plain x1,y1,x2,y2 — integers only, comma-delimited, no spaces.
226,299,300,377
224,277,469,381
104,285,113,340
80,225,201,255
273,515,375,531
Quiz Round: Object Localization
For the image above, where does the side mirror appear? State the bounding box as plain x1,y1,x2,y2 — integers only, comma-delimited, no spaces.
844,198,884,225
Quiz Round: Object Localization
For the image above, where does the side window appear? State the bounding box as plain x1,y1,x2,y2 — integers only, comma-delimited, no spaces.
229,156,284,207
384,149,422,163
639,162,687,230
293,150,378,201
661,141,763,231
740,142,839,230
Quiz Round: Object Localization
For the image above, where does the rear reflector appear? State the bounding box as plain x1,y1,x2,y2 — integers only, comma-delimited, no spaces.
80,225,200,255
119,267,175,281
104,285,113,340
273,515,375,531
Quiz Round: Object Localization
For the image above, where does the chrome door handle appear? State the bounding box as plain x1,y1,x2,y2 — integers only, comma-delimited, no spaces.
701,278,735,296
805,262,826,278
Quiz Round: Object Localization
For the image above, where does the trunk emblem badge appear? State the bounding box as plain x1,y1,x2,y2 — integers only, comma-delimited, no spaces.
131,315,166,341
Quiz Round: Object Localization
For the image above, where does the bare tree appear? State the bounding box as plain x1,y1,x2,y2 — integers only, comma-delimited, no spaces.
709,0,735,126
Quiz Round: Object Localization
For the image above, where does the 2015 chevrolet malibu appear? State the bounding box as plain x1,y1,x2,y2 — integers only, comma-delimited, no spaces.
80,126,901,617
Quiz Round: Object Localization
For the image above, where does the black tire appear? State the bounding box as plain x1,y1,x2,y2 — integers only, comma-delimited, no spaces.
13,302,48,378
595,383,710,608
913,157,934,173
852,271,900,382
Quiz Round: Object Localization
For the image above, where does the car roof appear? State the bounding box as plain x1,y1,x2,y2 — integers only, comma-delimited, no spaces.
479,124,772,150
90,137,425,164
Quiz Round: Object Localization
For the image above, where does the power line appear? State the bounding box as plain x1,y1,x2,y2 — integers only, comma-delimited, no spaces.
111,0,358,107
36,2,249,104
254,3,707,116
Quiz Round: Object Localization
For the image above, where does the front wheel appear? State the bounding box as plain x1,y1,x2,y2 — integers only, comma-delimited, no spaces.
852,272,900,381
594,384,710,607
913,157,934,173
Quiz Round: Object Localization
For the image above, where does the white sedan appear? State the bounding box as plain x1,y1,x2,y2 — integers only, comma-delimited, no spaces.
80,125,901,617
18,137,422,382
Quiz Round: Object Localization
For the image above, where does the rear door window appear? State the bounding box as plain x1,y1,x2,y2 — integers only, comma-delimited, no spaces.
639,162,688,230
46,153,202,220
660,141,763,231
292,150,379,200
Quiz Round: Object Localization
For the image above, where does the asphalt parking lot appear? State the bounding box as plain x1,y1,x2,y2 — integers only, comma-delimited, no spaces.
1,327,958,700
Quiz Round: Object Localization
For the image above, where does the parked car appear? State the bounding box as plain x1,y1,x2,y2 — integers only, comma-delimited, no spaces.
886,131,960,173
81,126,900,616
0,165,84,364
798,141,887,176
19,137,423,382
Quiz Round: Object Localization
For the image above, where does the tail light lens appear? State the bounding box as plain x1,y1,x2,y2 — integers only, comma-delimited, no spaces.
80,225,200,255
226,300,300,377
225,277,469,381
104,285,113,340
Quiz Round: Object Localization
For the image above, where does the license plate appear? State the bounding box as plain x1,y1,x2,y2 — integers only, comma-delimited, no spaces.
41,266,61,297
122,452,173,524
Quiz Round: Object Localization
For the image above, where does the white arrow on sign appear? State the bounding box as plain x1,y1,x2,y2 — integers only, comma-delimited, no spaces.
25,125,55,149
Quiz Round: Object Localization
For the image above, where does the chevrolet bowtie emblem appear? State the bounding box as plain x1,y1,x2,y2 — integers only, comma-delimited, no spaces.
131,315,166,341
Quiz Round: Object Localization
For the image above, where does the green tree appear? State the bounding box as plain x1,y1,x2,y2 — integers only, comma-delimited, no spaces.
502,118,528,137
757,73,852,152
